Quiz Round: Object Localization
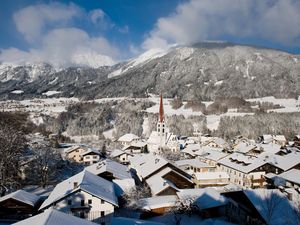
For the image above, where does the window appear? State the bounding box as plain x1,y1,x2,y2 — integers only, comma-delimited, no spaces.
68,200,72,205
101,211,105,217
86,156,90,159
88,199,92,204
93,156,98,159
80,212,85,218
81,200,84,206
101,199,105,204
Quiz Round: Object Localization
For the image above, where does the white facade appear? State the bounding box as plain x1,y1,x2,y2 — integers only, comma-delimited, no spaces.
50,190,115,223
82,154,101,165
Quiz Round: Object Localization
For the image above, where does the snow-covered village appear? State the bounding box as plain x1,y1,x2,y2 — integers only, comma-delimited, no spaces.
1,1,300,225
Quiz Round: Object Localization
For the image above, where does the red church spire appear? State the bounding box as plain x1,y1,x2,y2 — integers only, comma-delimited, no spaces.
159,93,164,123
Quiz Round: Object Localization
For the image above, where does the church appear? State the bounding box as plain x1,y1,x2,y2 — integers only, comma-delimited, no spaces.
147,94,180,153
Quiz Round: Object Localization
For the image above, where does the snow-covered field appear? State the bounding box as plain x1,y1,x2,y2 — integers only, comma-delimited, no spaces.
0,95,299,131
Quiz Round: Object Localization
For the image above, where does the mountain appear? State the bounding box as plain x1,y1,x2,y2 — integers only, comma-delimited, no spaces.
0,42,299,100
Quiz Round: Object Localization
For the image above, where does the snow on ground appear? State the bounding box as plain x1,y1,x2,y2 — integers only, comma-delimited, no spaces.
142,117,150,137
247,96,300,113
146,96,204,117
66,134,100,143
0,97,79,117
10,90,24,94
42,90,61,96
214,80,223,86
103,128,116,140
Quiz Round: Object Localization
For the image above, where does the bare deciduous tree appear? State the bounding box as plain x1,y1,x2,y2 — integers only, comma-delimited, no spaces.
0,120,26,195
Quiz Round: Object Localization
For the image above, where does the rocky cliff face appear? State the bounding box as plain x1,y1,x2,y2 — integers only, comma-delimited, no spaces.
1,42,299,100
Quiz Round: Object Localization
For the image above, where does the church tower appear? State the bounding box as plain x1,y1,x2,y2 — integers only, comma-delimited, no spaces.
157,94,167,150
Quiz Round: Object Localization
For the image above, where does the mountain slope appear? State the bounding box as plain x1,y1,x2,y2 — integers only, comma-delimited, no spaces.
0,42,299,100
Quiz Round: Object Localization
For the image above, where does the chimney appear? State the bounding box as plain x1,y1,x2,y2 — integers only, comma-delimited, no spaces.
73,182,78,190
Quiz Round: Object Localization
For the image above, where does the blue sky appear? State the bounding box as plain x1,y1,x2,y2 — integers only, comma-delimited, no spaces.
0,0,300,66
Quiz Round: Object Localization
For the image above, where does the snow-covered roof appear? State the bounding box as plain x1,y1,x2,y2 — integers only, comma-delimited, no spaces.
40,170,118,210
85,159,132,179
177,188,227,210
234,142,256,153
0,190,40,207
243,189,298,225
267,151,300,171
194,172,229,180
113,178,136,196
146,167,187,196
111,217,165,225
257,143,281,155
13,209,98,225
195,148,228,161
80,148,101,156
277,169,300,185
212,137,228,148
139,195,178,210
110,149,128,158
184,143,201,152
218,153,267,174
175,159,213,168
118,133,140,142
64,145,86,154
123,141,147,149
129,154,169,179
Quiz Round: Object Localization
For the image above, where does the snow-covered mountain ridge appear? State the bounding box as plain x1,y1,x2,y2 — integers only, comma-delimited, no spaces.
0,42,299,100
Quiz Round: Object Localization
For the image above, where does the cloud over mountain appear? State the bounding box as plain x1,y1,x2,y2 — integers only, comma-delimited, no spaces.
143,0,300,49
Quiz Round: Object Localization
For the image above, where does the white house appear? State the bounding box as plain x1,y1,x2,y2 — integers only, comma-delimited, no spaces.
39,170,118,224
80,148,102,165
110,149,133,164
118,133,140,147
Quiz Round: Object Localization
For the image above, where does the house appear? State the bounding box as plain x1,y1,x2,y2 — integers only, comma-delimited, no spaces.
147,95,180,154
175,159,215,174
224,189,299,225
139,195,178,215
233,142,257,155
269,169,300,192
260,135,287,147
111,217,165,225
39,170,118,224
146,167,194,196
85,159,135,197
0,190,41,219
192,172,230,188
64,145,88,163
123,141,147,154
14,209,98,225
218,153,276,188
129,153,192,182
177,188,227,218
85,159,133,181
180,143,201,158
201,137,229,150
80,148,101,165
194,147,228,167
110,149,133,164
118,133,140,147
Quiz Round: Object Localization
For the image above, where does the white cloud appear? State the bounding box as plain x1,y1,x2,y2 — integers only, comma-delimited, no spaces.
0,28,118,68
143,0,300,49
1,3,122,67
13,2,81,43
